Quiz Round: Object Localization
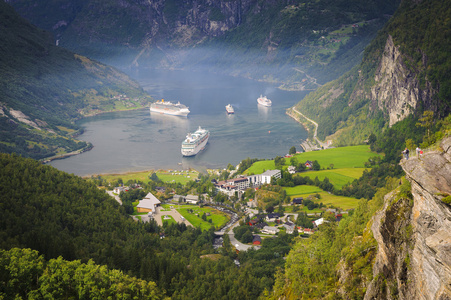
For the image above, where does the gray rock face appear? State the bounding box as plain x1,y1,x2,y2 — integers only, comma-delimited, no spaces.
370,35,436,127
365,137,451,299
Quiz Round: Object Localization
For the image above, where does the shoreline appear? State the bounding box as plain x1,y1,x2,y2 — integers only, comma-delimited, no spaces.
286,107,332,151
41,105,150,164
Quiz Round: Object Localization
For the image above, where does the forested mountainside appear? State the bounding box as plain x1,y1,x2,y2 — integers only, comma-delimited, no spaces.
7,0,400,89
270,135,451,299
0,153,298,299
289,0,451,145
0,1,151,160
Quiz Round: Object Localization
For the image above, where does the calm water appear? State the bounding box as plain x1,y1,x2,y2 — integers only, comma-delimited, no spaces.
50,69,308,176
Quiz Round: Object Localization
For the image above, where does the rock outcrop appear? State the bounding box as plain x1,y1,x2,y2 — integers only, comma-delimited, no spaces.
365,137,451,299
370,35,437,126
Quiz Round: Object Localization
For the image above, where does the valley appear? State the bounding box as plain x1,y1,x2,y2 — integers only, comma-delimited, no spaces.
1,0,450,299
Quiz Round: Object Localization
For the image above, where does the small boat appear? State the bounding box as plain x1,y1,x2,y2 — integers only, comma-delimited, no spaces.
225,104,234,114
257,95,272,107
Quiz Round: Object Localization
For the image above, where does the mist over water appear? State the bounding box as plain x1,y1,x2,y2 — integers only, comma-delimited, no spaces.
50,69,309,176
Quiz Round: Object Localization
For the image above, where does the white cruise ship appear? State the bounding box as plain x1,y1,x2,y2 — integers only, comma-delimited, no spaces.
150,99,190,116
181,126,210,156
257,95,272,107
225,104,234,114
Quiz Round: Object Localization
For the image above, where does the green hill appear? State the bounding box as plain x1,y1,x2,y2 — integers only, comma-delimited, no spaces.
0,153,295,299
0,1,152,160
291,0,451,145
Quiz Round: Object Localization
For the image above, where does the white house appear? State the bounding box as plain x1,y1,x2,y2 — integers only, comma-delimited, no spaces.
313,218,325,227
261,226,279,235
113,186,127,194
287,166,296,174
283,222,295,234
185,195,199,204
136,192,161,214
261,170,281,184
247,169,282,186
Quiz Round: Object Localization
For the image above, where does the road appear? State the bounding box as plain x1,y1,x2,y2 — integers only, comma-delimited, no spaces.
291,107,331,150
106,190,122,205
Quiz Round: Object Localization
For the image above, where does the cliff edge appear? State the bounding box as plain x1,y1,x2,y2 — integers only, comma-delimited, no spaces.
365,137,451,299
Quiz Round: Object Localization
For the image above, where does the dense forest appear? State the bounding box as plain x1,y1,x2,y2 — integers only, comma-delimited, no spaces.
0,153,297,299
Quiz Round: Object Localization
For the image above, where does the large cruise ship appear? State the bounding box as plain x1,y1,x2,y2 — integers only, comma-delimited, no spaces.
257,95,272,107
150,99,190,116
181,126,210,156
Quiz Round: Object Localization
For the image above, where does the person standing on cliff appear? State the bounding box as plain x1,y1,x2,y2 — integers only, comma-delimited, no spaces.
416,146,421,156
403,148,410,160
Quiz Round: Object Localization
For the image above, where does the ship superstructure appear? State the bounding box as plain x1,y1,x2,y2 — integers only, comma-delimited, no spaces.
150,99,190,116
181,126,210,156
225,104,234,114
257,95,272,107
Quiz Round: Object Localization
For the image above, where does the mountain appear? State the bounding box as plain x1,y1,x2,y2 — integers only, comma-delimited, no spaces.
271,136,451,299
7,0,400,89
0,1,152,160
288,0,451,145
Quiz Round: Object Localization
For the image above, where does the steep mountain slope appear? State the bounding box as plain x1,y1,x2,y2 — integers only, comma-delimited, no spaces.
289,0,451,145
270,136,451,299
0,1,151,159
7,0,400,89
363,137,451,299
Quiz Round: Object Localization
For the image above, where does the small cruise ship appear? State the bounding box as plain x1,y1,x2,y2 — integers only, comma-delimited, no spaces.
225,104,234,114
181,126,210,156
257,95,272,107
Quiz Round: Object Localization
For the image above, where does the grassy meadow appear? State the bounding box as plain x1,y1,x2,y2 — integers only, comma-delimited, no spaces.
284,185,360,210
244,145,379,210
289,145,380,169
244,145,378,176
93,169,198,185
297,168,367,189
177,206,230,231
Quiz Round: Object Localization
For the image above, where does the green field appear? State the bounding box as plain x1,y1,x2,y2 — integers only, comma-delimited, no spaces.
296,168,367,189
93,169,198,185
289,145,380,169
244,160,275,175
177,206,230,231
284,185,360,210
243,145,379,176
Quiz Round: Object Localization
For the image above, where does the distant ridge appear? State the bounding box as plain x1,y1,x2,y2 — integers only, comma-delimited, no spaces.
0,1,152,159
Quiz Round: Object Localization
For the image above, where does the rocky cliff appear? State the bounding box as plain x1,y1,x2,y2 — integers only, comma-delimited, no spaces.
365,137,451,299
369,35,436,127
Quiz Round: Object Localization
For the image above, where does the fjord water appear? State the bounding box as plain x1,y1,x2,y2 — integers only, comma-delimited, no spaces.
50,69,309,176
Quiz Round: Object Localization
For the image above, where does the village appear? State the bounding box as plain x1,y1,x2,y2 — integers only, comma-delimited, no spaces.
107,158,347,250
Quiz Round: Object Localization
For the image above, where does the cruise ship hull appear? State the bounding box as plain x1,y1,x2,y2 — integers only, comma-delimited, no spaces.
257,95,272,107
181,127,210,156
150,100,190,117
149,107,189,116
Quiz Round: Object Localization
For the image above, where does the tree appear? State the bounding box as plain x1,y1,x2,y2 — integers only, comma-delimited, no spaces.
405,138,415,151
289,146,296,155
368,133,377,145
416,110,434,140
312,160,321,171
150,173,159,182
266,205,275,214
